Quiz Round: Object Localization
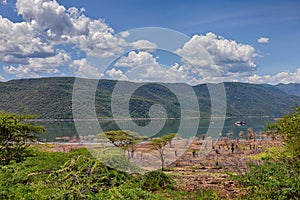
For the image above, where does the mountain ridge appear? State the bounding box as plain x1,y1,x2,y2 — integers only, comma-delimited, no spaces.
0,77,299,119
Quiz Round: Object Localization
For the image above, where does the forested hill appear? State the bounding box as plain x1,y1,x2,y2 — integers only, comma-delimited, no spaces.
0,77,299,119
275,83,300,97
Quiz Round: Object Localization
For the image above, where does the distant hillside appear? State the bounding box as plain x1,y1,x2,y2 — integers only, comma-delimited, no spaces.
222,82,299,117
275,83,300,97
0,77,299,118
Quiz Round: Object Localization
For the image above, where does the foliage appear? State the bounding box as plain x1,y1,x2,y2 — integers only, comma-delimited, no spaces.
0,148,91,199
235,159,300,199
149,133,176,170
90,146,143,173
275,83,300,97
141,170,175,191
235,107,300,199
1,77,300,119
98,130,144,158
45,155,130,199
248,146,295,161
0,111,45,165
267,106,300,155
0,147,218,199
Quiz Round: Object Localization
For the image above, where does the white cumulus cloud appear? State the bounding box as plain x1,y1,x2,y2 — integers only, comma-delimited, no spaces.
0,74,5,81
0,16,55,64
257,37,269,44
4,65,40,78
115,51,158,68
3,51,70,78
176,32,257,78
130,40,158,50
15,0,128,58
0,0,158,79
245,69,300,85
70,58,104,79
106,68,128,80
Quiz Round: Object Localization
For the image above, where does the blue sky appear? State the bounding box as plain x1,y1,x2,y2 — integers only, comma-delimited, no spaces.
0,0,299,84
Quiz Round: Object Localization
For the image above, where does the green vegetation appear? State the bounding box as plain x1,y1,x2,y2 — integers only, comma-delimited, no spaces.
235,106,300,199
98,130,144,158
221,82,299,117
149,133,176,170
1,90,300,199
0,113,216,199
1,77,300,119
0,147,218,199
275,83,300,97
0,111,45,165
268,106,300,155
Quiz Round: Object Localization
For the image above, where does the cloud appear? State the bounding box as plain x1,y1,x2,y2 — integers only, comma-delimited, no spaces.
115,51,158,67
4,65,40,78
106,68,127,80
244,69,300,85
0,0,159,79
113,51,200,84
15,0,128,58
176,32,257,77
112,50,225,84
115,63,197,84
70,58,104,78
257,37,269,43
130,40,158,50
0,74,5,82
3,51,70,78
1,0,298,85
0,16,55,64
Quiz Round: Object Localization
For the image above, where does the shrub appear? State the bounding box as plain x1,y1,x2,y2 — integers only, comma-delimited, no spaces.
141,170,175,191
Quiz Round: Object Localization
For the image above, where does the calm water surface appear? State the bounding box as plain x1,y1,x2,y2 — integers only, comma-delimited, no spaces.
38,117,274,142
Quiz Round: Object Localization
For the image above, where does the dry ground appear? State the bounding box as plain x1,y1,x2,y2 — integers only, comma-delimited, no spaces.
39,138,284,199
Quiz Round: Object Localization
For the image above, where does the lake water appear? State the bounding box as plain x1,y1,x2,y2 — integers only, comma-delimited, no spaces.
38,117,274,142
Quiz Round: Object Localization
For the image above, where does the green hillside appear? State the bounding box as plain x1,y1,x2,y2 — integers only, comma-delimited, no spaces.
275,83,300,97
0,77,299,118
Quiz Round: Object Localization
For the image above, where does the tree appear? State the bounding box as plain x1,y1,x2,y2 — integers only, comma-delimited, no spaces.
149,133,176,170
0,111,45,165
267,106,300,156
98,130,143,158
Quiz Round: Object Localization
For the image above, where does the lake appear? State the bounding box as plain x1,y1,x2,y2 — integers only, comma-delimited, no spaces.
37,117,274,142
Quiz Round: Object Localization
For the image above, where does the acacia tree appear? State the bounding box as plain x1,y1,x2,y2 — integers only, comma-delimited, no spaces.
98,130,143,158
268,106,300,156
0,111,45,165
149,133,176,170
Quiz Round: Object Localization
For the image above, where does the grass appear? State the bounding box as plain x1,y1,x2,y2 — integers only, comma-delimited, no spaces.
0,146,219,200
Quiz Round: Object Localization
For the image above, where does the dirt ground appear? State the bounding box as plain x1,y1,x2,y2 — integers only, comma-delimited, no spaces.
38,138,284,199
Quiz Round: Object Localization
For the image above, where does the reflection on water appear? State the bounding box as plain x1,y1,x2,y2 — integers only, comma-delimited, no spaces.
38,117,274,142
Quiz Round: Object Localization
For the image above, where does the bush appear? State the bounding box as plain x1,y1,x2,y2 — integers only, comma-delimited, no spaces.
234,107,300,199
235,158,300,199
141,170,175,191
267,106,300,156
0,111,44,165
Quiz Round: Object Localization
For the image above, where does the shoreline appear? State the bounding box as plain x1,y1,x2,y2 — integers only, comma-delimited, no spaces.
29,115,275,122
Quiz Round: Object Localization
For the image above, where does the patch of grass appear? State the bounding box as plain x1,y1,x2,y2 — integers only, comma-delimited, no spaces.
248,146,294,161
141,170,175,191
0,147,219,199
233,158,300,199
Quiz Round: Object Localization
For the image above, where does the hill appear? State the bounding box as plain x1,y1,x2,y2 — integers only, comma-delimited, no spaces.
0,77,299,118
275,83,300,97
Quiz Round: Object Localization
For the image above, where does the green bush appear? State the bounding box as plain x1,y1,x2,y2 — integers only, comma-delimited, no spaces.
235,158,300,199
234,107,300,199
0,111,44,165
267,106,300,156
0,146,219,199
141,170,175,191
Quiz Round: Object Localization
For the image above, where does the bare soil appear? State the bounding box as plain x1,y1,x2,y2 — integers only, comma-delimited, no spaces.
38,138,284,199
